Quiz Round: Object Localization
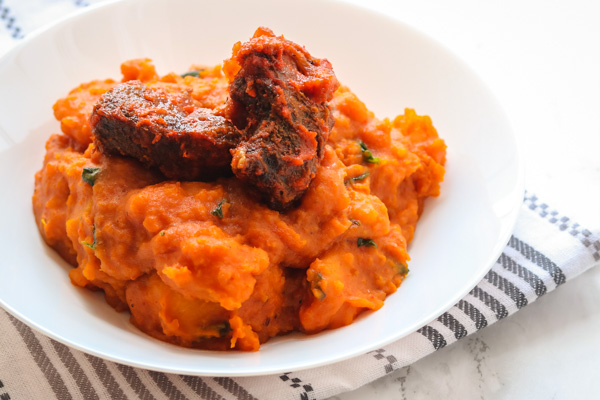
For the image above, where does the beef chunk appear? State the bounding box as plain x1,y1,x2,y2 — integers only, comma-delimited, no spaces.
91,81,241,180
226,27,340,211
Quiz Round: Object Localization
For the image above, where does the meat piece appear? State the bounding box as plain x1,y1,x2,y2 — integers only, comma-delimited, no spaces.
225,27,340,211
91,81,241,180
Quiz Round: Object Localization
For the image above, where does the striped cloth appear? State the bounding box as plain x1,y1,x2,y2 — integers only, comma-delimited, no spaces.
0,0,108,52
1,2,599,399
1,191,598,400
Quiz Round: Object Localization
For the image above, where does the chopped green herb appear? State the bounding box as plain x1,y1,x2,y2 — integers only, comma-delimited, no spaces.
350,219,361,226
211,199,226,219
357,237,377,248
159,230,166,236
313,287,326,301
82,167,101,186
180,70,201,78
199,322,231,339
311,271,327,301
215,322,232,337
396,262,410,276
358,141,381,164
82,226,97,250
350,171,370,182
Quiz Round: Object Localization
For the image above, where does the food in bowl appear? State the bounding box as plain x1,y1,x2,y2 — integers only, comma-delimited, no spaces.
32,28,446,351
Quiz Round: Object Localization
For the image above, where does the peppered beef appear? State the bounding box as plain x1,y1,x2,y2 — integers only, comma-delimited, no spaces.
91,81,241,180
225,27,340,211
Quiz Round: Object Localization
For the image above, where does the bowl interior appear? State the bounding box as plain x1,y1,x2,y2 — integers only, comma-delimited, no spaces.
0,0,522,375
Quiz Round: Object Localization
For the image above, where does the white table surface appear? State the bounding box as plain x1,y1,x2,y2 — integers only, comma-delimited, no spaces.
331,0,600,399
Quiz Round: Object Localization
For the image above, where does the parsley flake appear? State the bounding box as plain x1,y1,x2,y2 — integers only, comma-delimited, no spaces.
358,141,381,164
311,271,327,301
211,199,226,219
350,171,370,182
180,70,203,78
357,237,377,248
82,226,97,250
396,262,410,276
82,167,101,186
213,322,232,337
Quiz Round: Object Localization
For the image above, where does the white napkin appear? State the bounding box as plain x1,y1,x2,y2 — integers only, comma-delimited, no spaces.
1,1,599,399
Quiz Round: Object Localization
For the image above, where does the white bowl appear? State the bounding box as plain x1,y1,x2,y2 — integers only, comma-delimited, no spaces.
0,0,523,376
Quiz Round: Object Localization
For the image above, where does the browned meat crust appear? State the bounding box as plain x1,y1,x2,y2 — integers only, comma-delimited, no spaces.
225,27,340,211
90,81,241,180
91,28,339,211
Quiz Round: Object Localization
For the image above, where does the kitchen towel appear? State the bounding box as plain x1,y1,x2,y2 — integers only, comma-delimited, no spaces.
1,1,599,399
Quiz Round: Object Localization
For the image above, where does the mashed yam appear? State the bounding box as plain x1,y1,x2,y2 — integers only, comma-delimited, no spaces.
33,58,446,351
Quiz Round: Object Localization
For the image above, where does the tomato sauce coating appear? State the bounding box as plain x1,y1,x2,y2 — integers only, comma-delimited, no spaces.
225,27,339,210
91,81,240,181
